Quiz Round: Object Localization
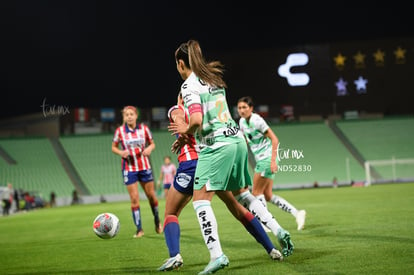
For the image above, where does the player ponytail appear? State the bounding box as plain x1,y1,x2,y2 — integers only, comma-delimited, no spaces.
175,39,226,88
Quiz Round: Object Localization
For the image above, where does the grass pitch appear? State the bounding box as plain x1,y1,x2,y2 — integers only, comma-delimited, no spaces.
1,182,414,274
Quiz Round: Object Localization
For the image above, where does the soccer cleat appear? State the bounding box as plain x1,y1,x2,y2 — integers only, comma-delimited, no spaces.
269,248,284,261
133,230,144,238
158,253,183,271
198,254,229,275
296,210,306,230
277,228,294,257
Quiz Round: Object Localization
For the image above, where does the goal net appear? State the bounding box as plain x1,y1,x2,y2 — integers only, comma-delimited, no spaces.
364,157,414,186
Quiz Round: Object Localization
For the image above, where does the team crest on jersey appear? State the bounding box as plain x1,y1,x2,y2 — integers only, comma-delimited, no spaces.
176,173,192,188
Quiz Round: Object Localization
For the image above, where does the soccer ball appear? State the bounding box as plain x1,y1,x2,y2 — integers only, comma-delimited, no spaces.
93,213,120,239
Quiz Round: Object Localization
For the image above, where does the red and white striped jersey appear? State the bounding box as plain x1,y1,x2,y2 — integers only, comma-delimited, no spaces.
167,104,199,162
113,123,153,172
161,163,176,184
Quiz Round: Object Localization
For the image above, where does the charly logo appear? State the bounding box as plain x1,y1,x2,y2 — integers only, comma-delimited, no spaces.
278,53,310,87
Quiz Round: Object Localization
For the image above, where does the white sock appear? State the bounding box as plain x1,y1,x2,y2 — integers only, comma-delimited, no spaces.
269,194,298,217
236,191,281,236
193,200,223,260
256,194,268,208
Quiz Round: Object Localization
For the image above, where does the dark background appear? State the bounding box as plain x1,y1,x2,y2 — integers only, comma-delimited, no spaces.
1,1,413,119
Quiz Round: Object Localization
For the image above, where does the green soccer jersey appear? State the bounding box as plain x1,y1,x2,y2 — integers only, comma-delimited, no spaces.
239,112,272,161
180,72,243,151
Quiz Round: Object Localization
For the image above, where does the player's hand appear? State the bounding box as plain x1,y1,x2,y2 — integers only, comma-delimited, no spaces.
121,150,129,158
142,147,151,157
168,120,188,136
271,162,278,173
171,140,181,154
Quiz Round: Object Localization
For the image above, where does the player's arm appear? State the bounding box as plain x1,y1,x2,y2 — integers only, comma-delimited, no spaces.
264,128,279,173
142,125,155,157
170,107,185,124
169,103,202,136
170,107,193,153
158,169,164,183
186,105,202,135
142,139,155,157
112,142,129,158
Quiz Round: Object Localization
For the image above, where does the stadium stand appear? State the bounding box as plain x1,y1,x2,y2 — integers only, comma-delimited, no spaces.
270,122,366,187
59,131,177,196
1,117,412,204
336,117,414,182
59,134,123,196
0,137,73,198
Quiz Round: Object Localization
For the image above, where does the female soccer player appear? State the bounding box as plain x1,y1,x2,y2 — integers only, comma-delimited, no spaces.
111,106,162,238
158,91,199,271
237,96,306,230
158,155,177,198
168,40,294,274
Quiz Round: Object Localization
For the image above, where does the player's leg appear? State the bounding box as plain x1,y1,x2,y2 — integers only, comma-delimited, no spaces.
264,181,307,230
256,160,306,231
235,188,294,257
158,159,197,271
217,190,283,261
158,185,191,271
229,143,293,256
163,182,171,198
252,173,272,232
192,149,229,275
140,179,162,234
126,181,144,238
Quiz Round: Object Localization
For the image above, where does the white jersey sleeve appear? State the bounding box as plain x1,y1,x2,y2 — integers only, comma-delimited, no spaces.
251,113,269,134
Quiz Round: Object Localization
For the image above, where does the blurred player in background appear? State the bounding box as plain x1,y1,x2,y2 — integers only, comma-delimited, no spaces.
1,183,13,216
158,155,176,198
237,96,306,230
112,105,162,238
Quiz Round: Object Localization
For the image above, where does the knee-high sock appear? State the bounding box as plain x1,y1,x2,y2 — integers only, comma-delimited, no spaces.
150,201,161,225
236,191,281,237
269,194,298,217
131,206,142,231
256,194,268,208
163,215,180,257
193,200,223,260
240,211,274,253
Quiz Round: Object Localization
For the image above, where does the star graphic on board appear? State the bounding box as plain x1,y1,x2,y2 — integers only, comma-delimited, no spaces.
334,53,346,69
394,46,406,64
335,77,348,96
353,51,366,68
354,76,368,94
373,49,385,66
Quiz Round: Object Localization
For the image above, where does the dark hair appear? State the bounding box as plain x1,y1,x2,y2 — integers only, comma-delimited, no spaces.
238,96,254,107
175,39,226,88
